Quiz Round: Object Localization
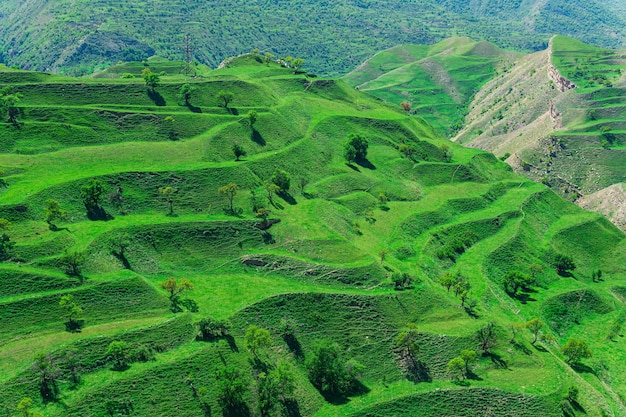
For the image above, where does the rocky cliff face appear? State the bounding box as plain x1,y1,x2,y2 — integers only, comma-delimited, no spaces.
547,38,577,92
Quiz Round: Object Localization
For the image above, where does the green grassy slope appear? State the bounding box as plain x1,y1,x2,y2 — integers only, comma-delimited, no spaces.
343,37,519,136
1,0,626,76
0,55,624,417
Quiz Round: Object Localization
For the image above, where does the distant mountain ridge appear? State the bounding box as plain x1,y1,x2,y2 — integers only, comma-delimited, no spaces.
1,0,626,76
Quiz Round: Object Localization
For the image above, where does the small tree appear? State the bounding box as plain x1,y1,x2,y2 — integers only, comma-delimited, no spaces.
561,339,592,364
476,322,497,354
271,169,291,193
33,353,60,402
503,270,533,296
218,183,238,213
395,323,420,363
216,366,248,409
80,179,107,218
244,325,272,358
460,349,477,375
438,272,455,292
142,68,160,90
0,218,14,261
264,181,280,206
398,144,417,160
61,250,86,279
400,101,412,113
59,294,83,332
44,199,67,230
160,277,194,302
291,58,305,72
528,263,543,282
197,317,231,340
525,318,545,345
16,397,44,417
247,110,258,129
298,177,309,194
232,144,247,161
263,52,275,65
106,341,131,371
1,88,23,125
551,253,576,276
343,133,368,163
306,340,362,395
158,186,176,216
440,144,453,162
447,356,466,381
217,90,234,108
392,272,414,290
179,83,195,106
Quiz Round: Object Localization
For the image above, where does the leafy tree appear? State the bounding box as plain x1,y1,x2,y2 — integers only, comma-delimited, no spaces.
440,144,453,162
343,133,368,163
379,248,388,264
591,269,602,282
398,144,416,160
142,68,160,90
255,207,271,228
476,322,497,354
306,340,362,395
33,353,60,402
525,318,545,344
291,57,305,72
247,110,258,128
217,90,234,108
446,356,466,381
197,317,230,340
400,101,411,113
503,270,533,296
106,341,131,371
160,277,194,305
44,199,66,230
395,323,420,363
528,263,543,282
257,361,296,416
244,325,272,358
219,183,238,213
0,218,14,260
16,397,44,417
80,179,107,217
178,83,195,105
438,272,455,292
232,143,247,161
551,253,576,276
561,339,592,364
508,322,522,343
298,176,309,194
392,272,414,290
61,250,86,279
158,186,176,216
216,366,248,409
460,349,477,375
264,181,280,206
1,87,23,125
263,52,275,65
59,294,83,332
271,169,291,193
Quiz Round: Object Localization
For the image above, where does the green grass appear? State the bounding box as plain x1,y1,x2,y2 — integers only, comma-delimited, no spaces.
0,55,624,417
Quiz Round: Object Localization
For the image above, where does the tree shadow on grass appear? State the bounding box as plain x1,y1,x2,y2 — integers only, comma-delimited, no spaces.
533,344,548,352
225,335,239,352
228,108,239,115
485,352,508,370
147,90,166,106
185,103,202,113
65,319,84,333
346,163,361,172
570,362,595,375
406,359,431,383
320,381,370,405
112,250,131,270
283,334,303,360
514,293,537,304
511,340,532,355
356,157,376,170
251,129,266,146
223,402,250,417
278,191,297,205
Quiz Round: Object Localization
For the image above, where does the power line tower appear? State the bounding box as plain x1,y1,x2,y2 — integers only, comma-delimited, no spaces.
181,34,196,77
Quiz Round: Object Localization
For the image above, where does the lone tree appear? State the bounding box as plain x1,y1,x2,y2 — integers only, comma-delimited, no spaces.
291,58,305,73
400,101,412,113
178,83,195,106
217,90,234,108
392,272,414,290
232,144,247,161
0,218,14,260
197,317,231,340
395,323,420,364
446,356,466,381
561,339,592,364
216,366,248,409
271,169,291,193
503,270,534,296
525,318,545,345
460,349,477,375
218,183,238,213
1,87,23,125
158,186,176,216
247,110,258,129
244,325,272,358
551,253,576,276
34,353,60,402
160,277,194,306
476,322,497,354
306,339,363,396
61,250,86,280
44,199,67,230
80,179,107,218
59,294,83,332
264,181,280,206
343,133,368,164
142,68,160,91
106,341,131,371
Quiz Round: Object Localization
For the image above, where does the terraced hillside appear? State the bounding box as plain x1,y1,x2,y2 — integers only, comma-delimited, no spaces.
343,37,519,136
452,36,626,229
0,56,625,417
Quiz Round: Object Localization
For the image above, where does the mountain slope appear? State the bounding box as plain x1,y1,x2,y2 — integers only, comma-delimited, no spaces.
0,56,624,417
1,0,626,76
